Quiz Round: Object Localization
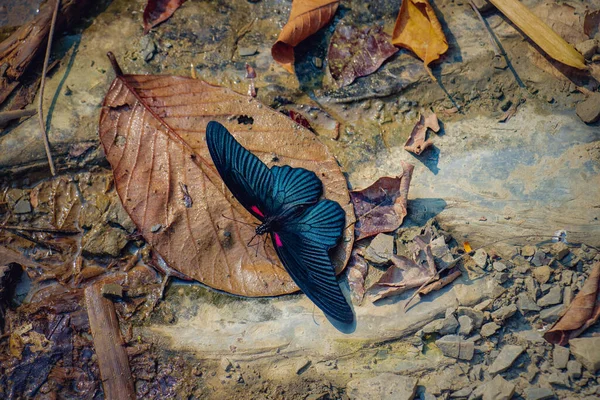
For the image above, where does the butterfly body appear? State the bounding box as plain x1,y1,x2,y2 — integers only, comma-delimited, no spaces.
206,121,354,324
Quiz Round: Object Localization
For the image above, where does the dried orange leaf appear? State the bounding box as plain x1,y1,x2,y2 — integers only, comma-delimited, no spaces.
463,242,472,253
99,71,354,297
271,0,339,72
488,0,586,69
392,0,448,67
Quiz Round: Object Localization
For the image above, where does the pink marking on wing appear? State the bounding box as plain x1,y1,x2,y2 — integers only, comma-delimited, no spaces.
251,205,264,217
274,233,283,247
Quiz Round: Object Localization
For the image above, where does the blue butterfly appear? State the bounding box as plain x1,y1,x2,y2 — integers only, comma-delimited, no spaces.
206,121,354,324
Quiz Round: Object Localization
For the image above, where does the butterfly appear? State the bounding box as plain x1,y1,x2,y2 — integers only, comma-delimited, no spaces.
206,121,354,324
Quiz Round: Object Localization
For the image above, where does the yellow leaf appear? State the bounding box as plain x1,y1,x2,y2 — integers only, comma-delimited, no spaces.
392,0,449,66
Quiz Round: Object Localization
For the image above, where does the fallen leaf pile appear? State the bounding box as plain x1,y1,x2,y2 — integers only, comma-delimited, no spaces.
99,59,354,297
350,162,414,241
328,24,398,88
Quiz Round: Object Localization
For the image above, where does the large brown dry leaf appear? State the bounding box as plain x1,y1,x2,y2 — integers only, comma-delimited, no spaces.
271,0,339,73
534,2,588,45
350,162,414,241
404,111,439,155
488,0,586,69
544,262,600,346
328,24,398,88
392,0,448,68
143,0,186,34
584,9,600,38
99,73,354,297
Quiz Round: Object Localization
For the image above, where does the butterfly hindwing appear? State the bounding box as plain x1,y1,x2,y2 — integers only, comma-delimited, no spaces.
273,200,353,324
206,121,273,220
269,165,322,215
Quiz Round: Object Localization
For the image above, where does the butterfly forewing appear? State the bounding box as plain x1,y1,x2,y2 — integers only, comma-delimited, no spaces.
273,200,353,324
206,121,273,220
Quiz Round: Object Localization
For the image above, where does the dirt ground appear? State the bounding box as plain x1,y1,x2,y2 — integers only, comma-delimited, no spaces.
1,0,599,399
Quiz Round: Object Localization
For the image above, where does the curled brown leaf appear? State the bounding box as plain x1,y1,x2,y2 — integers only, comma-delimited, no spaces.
544,262,600,345
350,162,414,241
404,111,439,155
143,0,186,34
272,0,339,73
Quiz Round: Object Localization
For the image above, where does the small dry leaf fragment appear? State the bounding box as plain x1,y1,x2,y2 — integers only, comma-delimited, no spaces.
463,242,472,253
350,162,414,241
346,248,368,305
272,0,340,73
328,24,398,87
403,112,439,155
392,0,448,68
143,0,186,34
487,0,586,69
544,262,600,345
583,9,600,38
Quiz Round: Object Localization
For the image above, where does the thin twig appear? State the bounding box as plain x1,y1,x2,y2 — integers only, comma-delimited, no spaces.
37,0,60,176
0,224,79,235
468,0,501,56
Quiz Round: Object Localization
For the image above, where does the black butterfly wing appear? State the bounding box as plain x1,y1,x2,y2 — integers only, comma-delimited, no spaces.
270,165,323,215
206,121,273,220
272,200,353,324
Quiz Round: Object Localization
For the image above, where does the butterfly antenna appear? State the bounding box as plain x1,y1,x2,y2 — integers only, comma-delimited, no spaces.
311,304,320,326
221,214,256,228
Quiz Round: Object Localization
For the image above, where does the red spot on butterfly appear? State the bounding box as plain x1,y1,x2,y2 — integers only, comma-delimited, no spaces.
274,233,283,247
251,205,264,217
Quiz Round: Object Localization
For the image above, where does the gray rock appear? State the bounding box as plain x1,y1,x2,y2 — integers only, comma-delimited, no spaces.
422,318,445,334
537,286,562,307
458,315,474,335
531,250,547,267
491,304,517,322
515,330,545,344
545,371,570,387
451,387,472,398
454,278,505,307
488,345,524,375
436,335,474,360
575,92,600,124
238,46,258,57
570,337,600,373
525,276,539,299
522,245,536,257
560,270,574,286
517,292,541,314
494,272,509,284
540,304,565,323
575,39,598,59
492,261,507,272
532,266,551,284
553,346,569,369
421,394,436,400
473,249,488,268
81,223,129,257
440,314,460,335
364,234,394,265
458,307,484,328
523,387,555,400
481,322,500,338
563,286,573,306
567,360,582,379
522,363,539,382
477,375,515,400
140,36,157,62
346,373,417,400
13,198,31,214
550,242,570,260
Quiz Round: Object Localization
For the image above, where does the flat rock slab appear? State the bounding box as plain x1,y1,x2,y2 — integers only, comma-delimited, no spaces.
147,275,503,362
569,337,600,373
346,373,417,400
488,345,525,375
